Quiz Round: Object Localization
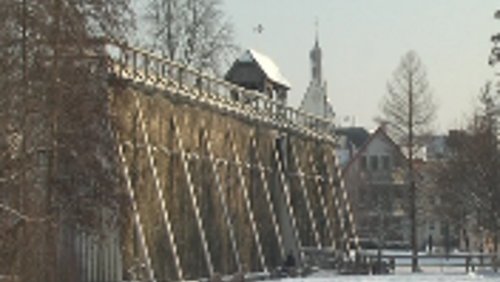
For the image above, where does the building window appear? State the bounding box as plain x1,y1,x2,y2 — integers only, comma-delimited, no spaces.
382,155,390,170
370,155,378,171
360,156,367,170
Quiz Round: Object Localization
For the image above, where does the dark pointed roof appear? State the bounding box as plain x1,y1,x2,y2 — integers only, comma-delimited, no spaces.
335,127,370,149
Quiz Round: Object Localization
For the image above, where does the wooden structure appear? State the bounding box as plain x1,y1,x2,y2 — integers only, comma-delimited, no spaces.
225,49,290,105
0,40,360,282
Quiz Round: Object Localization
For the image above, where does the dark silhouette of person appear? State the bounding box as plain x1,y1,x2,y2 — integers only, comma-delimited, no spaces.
284,252,296,268
428,234,433,254
281,252,297,277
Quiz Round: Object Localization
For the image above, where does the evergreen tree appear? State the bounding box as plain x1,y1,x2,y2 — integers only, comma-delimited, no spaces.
0,1,134,280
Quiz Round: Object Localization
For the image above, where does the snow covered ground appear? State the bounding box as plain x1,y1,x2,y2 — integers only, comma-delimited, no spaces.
359,249,494,272
270,271,500,282
265,249,500,281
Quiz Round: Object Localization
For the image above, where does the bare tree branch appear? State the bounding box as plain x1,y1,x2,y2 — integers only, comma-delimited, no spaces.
145,0,238,76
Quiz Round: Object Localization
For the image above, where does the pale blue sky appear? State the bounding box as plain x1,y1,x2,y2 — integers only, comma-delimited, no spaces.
223,1,499,131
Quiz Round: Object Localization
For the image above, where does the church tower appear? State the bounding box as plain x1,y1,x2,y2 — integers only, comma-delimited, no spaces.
310,35,322,84
299,27,335,121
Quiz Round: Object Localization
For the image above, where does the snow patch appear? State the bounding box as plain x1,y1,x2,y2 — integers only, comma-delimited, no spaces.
237,49,291,88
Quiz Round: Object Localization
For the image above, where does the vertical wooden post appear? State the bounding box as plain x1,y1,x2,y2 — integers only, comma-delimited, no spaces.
466,256,470,273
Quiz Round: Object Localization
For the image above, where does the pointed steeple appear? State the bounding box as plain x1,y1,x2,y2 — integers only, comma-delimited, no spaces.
315,18,319,46
299,20,335,122
310,20,322,84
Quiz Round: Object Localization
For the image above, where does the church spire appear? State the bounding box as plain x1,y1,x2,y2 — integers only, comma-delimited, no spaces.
299,19,335,121
310,20,322,84
315,18,319,46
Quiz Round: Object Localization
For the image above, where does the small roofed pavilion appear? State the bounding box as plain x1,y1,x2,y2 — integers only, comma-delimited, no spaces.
225,49,291,105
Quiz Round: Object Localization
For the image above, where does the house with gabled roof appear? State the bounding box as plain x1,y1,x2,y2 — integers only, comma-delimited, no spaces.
343,126,410,248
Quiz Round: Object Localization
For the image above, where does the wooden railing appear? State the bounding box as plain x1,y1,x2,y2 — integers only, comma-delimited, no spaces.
104,41,336,140
360,251,499,273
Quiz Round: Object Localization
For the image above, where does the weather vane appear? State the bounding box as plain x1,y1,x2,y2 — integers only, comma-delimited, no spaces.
315,17,319,40
254,24,264,34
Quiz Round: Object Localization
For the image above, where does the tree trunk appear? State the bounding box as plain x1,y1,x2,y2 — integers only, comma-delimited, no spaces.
408,73,418,272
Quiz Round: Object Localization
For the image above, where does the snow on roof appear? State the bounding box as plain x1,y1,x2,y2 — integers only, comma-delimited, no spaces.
238,49,291,88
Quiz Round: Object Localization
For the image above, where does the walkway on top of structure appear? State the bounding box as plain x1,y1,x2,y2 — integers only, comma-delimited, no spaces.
103,41,337,143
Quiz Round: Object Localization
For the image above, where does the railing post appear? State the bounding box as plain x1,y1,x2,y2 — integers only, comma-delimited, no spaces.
119,47,127,78
143,53,149,81
259,96,264,115
161,63,166,83
196,75,203,96
466,256,470,273
155,59,161,84
132,50,138,79
178,67,184,90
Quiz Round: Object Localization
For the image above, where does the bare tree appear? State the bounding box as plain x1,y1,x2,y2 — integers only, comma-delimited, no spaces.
380,51,437,144
434,83,500,256
146,0,238,75
378,51,437,272
489,10,500,66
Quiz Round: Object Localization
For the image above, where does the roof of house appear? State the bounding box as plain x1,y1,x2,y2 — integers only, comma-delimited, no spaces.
237,49,291,88
336,127,370,149
342,126,406,174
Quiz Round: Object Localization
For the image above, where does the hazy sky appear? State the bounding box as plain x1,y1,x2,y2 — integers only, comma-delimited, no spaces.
222,1,499,132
